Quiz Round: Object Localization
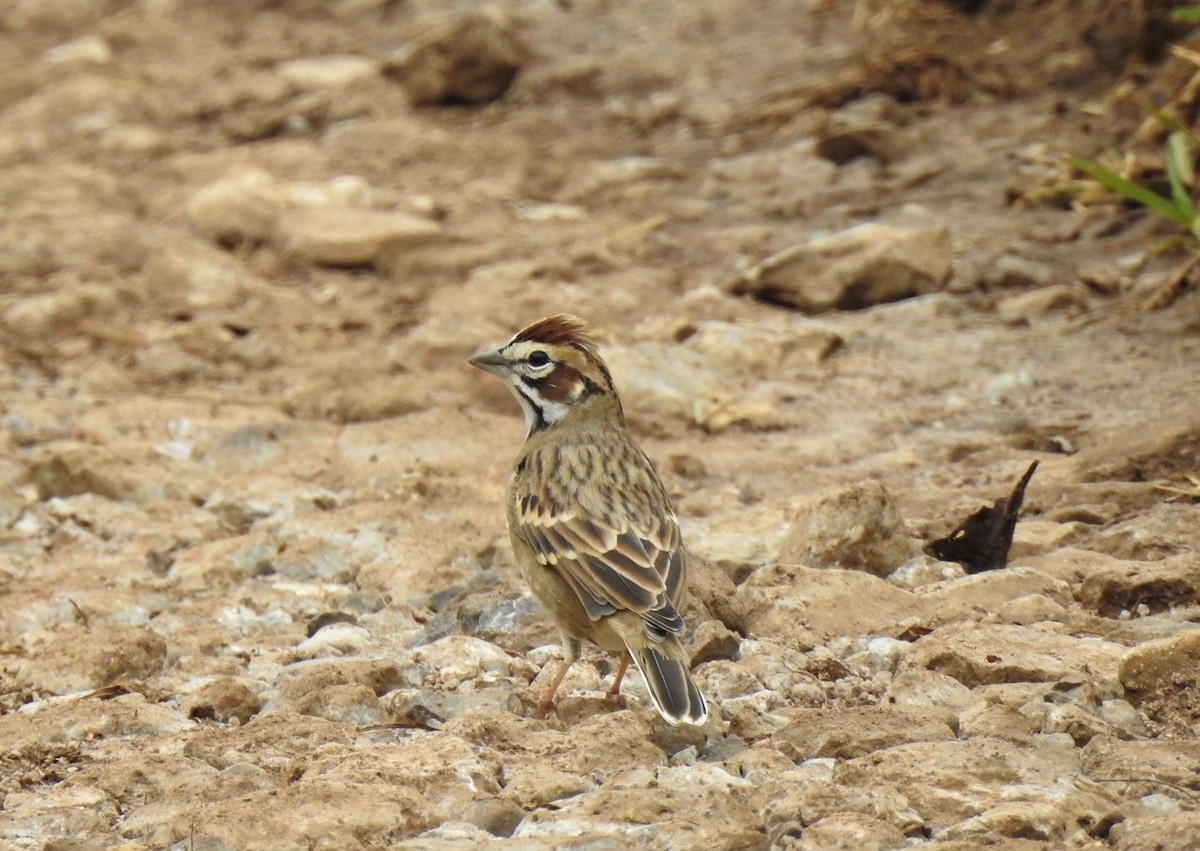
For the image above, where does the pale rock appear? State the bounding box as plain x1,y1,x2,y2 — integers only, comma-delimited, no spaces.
900,623,1126,688
981,253,1057,290
940,800,1067,842
1079,553,1200,618
687,618,741,665
778,480,919,577
413,635,513,688
100,123,168,155
774,706,955,759
1138,793,1182,815
146,779,438,849
273,658,411,708
865,636,909,670
729,224,953,313
1019,547,1136,588
5,0,114,29
514,762,762,849
202,476,341,532
17,625,166,693
281,174,373,209
43,35,112,66
793,812,906,850
888,554,964,588
512,201,587,222
580,156,684,194
691,389,776,432
765,777,925,842
833,737,1113,830
294,623,374,657
1042,703,1115,746
386,688,523,728
405,822,501,846
140,240,266,312
917,566,1073,623
284,682,387,725
740,562,925,640
1097,698,1149,738
0,784,118,840
277,205,444,267
1067,405,1200,485
276,55,378,89
996,592,1071,625
185,168,286,246
385,11,527,106
1118,628,1200,734
1,283,118,339
722,690,792,741
696,660,767,702
686,316,844,374
1109,812,1200,851
997,283,1088,321
705,144,838,209
884,668,973,730
167,532,280,590
17,691,192,738
684,510,779,583
183,677,264,724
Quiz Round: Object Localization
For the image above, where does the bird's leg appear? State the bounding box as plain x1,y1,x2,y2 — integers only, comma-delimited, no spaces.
536,635,580,719
604,652,633,700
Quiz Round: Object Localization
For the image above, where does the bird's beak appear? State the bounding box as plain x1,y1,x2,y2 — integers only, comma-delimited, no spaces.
469,349,508,375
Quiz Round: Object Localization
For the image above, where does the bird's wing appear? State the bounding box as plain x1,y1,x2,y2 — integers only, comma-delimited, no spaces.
514,442,685,637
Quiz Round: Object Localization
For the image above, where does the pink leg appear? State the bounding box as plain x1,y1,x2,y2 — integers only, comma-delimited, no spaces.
608,651,631,697
536,635,580,719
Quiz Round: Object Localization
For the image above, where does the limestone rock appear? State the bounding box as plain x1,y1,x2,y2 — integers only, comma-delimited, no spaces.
778,480,919,577
185,168,286,246
1110,812,1200,851
900,623,1126,688
833,737,1115,832
729,224,953,313
774,706,955,759
278,206,444,268
184,677,264,724
275,55,378,90
917,566,1073,624
1081,736,1200,792
739,562,925,640
1118,628,1200,734
793,811,907,850
18,625,167,693
385,12,527,106
1079,554,1200,618
884,668,974,729
1070,405,1200,484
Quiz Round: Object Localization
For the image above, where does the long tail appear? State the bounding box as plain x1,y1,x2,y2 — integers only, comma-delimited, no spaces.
631,645,707,726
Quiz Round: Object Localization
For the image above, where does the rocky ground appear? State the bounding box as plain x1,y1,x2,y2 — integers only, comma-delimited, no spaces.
2,0,1200,849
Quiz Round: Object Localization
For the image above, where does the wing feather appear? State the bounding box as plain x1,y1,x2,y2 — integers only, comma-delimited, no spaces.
514,441,685,638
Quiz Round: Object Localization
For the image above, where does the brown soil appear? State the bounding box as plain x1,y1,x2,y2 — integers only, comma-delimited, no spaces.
2,1,1199,849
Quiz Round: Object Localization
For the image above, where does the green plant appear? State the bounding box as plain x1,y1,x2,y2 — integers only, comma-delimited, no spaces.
1170,5,1200,23
1070,114,1200,240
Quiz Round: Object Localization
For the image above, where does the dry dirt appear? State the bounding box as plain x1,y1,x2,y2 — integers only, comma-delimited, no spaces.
2,1,1200,849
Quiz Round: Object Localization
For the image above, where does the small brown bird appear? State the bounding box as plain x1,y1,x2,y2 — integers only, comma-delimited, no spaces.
470,315,707,726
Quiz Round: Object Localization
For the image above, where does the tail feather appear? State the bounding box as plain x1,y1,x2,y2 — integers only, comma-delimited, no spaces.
631,645,707,726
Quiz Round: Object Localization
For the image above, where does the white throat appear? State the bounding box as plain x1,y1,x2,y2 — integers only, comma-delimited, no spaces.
508,378,570,433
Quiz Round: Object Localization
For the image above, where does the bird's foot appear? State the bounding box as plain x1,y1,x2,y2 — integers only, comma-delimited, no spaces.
603,690,629,711
535,696,558,720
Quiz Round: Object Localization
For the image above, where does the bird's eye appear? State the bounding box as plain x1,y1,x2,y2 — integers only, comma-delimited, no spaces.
528,351,550,368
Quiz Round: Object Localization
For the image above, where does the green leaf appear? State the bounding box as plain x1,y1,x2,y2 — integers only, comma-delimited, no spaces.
1169,5,1200,22
1149,108,1200,148
1165,130,1197,218
1070,156,1195,227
